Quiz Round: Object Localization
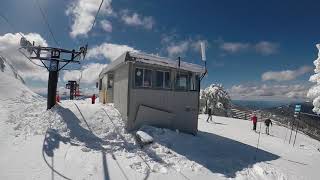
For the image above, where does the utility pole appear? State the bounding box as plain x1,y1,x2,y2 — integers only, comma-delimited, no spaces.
19,37,87,109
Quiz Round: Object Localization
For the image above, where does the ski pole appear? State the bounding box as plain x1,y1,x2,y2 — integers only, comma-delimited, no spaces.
284,121,290,143
289,120,294,144
254,121,263,160
293,122,299,147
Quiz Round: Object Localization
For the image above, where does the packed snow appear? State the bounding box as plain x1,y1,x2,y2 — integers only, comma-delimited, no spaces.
1,59,320,179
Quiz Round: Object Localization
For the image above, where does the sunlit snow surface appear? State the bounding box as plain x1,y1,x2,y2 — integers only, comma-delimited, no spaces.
1,59,320,179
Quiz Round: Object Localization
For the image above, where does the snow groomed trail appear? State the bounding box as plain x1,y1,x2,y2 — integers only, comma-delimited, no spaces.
1,97,320,179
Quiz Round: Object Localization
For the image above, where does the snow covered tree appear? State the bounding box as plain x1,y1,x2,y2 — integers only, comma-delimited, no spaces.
307,44,320,114
200,84,231,116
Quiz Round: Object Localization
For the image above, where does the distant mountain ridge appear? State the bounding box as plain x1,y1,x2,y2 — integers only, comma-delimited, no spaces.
231,99,320,141
231,100,301,110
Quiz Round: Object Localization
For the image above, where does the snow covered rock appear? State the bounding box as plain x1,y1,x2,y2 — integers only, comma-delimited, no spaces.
135,130,154,146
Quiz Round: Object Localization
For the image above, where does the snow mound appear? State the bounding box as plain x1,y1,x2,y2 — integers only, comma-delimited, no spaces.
0,55,39,100
0,55,45,139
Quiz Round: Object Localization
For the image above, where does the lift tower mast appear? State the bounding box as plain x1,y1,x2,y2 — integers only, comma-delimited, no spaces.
19,37,87,109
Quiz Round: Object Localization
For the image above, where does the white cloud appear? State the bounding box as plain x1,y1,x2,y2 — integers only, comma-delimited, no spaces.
120,11,155,29
220,42,250,53
262,66,313,82
163,37,208,57
166,41,189,57
87,43,139,61
100,20,112,32
219,40,278,55
0,33,48,82
66,0,113,38
63,63,108,84
229,83,310,100
255,41,278,55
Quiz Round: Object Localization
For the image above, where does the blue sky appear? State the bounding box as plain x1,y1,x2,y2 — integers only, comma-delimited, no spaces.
0,0,319,101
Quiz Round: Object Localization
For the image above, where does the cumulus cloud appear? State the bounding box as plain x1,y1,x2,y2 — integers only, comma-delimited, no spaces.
220,42,250,53
166,41,189,57
218,40,278,55
87,43,139,61
120,11,155,29
63,63,108,84
262,66,313,82
162,35,208,57
0,33,48,81
66,0,113,38
229,83,310,100
100,20,112,32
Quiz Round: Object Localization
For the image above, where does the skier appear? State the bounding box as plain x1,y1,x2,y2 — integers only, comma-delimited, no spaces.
91,94,96,104
56,94,60,103
251,114,257,131
264,118,272,135
206,107,213,123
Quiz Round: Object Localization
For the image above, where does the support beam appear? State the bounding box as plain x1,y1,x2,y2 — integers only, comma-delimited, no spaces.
47,71,58,109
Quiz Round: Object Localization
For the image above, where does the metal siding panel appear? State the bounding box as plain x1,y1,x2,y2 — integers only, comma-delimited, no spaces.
128,89,199,134
113,64,129,121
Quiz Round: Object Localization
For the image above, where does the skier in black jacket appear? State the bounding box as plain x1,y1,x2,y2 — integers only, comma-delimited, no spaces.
264,118,272,135
206,107,213,123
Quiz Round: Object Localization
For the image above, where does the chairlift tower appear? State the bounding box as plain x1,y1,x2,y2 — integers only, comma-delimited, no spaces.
19,37,87,109
66,80,79,100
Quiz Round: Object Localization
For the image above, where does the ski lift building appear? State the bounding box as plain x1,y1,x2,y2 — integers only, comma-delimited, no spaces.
98,52,205,134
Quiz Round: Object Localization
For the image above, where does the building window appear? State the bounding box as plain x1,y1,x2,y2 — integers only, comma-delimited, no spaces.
135,68,152,88
175,74,188,90
107,74,113,88
190,74,199,91
155,71,171,89
99,78,102,90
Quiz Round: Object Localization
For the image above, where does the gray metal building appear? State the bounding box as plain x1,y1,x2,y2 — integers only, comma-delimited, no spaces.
98,52,205,134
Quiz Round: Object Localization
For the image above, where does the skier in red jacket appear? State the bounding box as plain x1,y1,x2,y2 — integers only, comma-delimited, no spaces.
251,114,257,131
91,94,96,104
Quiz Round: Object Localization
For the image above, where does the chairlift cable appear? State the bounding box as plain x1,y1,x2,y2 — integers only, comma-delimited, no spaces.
80,0,104,49
18,49,46,68
88,0,104,36
34,0,60,47
0,13,47,69
0,12,25,38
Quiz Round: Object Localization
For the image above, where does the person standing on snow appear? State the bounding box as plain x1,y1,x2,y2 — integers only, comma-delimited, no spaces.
91,94,96,104
206,107,213,123
264,118,272,135
251,114,257,131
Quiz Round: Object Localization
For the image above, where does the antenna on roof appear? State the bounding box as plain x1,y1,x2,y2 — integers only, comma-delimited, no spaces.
200,41,206,61
200,41,208,80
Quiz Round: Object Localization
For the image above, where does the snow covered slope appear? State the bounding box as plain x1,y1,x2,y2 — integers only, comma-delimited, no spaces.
0,62,320,180
0,55,36,99
2,98,320,179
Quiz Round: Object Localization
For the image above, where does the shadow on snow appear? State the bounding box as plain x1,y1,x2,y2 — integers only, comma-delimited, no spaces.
42,105,110,180
143,127,280,178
